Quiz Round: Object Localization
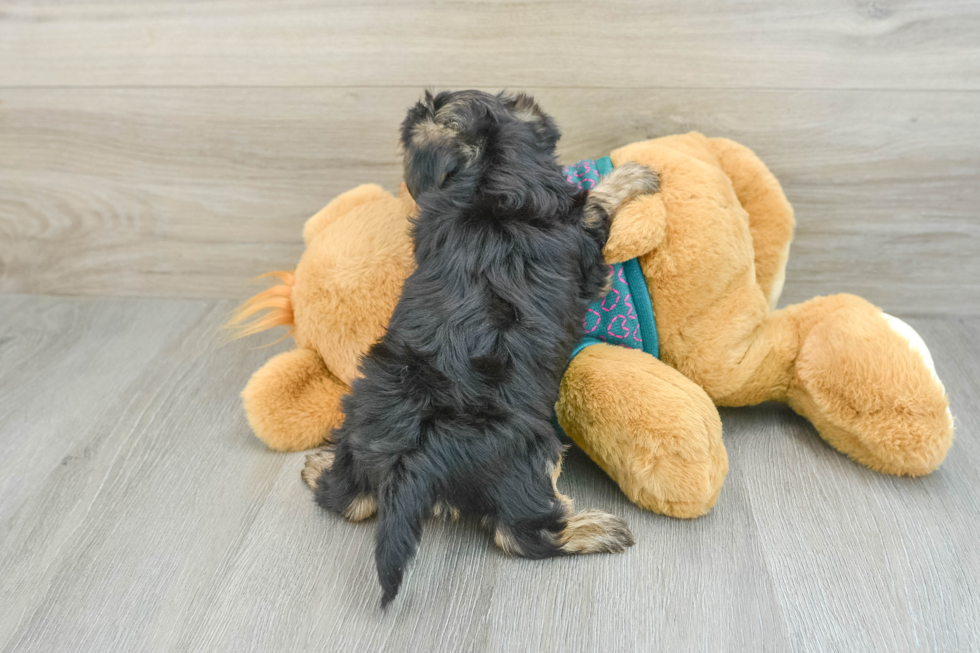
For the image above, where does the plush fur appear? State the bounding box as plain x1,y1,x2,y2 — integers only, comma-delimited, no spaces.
300,91,654,608
231,131,954,524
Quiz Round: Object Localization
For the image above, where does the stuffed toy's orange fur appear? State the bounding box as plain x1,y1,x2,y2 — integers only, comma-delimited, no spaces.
229,132,954,519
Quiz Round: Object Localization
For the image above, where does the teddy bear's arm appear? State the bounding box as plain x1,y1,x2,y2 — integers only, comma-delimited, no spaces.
706,137,795,310
555,343,727,519
601,194,668,265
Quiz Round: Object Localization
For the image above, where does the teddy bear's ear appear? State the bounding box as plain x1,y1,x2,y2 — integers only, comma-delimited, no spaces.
500,92,561,151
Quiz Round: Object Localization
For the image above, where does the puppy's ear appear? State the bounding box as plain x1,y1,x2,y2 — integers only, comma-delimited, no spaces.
400,91,438,151
403,141,466,200
401,91,468,199
501,92,561,150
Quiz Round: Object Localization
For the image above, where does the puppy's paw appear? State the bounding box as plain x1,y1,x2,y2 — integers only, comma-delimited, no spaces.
558,509,635,554
433,501,461,521
301,445,336,490
586,162,660,225
343,494,378,522
608,161,661,200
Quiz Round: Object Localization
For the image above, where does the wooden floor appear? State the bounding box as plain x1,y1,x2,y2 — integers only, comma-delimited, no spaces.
0,295,977,652
2,0,979,651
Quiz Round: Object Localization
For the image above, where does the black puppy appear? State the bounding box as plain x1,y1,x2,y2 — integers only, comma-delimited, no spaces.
303,90,659,608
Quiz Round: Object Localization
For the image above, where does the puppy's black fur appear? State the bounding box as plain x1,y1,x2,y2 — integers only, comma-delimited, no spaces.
307,90,646,608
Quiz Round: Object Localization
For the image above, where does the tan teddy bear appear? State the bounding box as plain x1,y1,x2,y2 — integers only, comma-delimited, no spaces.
230,132,954,519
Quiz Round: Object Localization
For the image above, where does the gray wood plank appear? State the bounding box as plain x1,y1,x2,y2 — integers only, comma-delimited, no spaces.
1,0,978,89
729,316,980,652
0,295,230,648
0,294,213,522
2,88,978,313
1,296,978,652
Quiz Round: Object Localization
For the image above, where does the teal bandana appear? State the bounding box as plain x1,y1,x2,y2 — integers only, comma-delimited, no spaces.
562,157,659,361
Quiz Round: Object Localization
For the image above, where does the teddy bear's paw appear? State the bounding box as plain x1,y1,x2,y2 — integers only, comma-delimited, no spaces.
586,161,660,226
242,348,348,452
633,442,728,520
301,445,336,490
881,314,943,389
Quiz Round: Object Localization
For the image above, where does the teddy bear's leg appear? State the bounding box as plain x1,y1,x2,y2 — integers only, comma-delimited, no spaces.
302,184,393,246
706,137,795,309
556,343,728,518
241,347,349,452
688,293,954,476
782,296,954,476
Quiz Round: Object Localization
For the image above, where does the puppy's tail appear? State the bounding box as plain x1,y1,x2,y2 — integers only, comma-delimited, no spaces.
375,464,432,609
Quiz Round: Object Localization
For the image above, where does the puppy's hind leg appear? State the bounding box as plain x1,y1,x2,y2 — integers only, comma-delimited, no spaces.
491,454,634,558
302,443,377,522
301,445,336,490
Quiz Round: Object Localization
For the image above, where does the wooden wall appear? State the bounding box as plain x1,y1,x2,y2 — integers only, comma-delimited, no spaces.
2,1,978,314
